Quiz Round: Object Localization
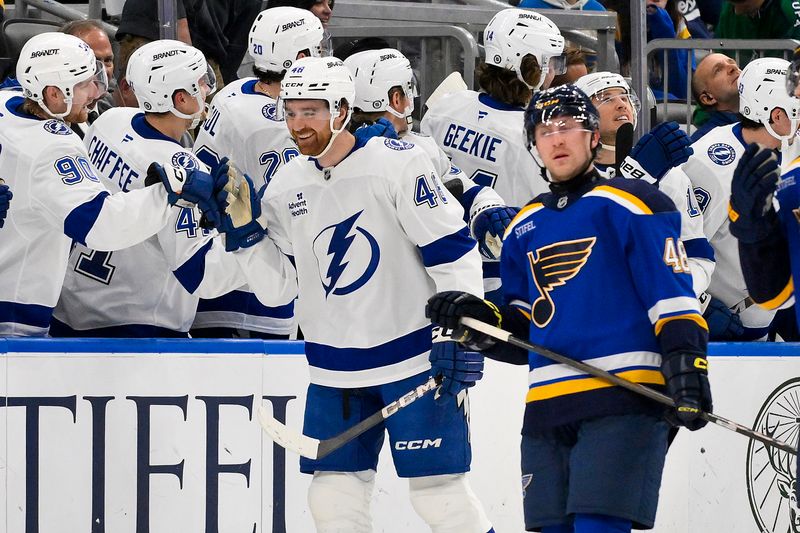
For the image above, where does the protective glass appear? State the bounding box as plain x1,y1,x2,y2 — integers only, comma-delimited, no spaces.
786,60,800,96
282,100,333,121
200,64,217,96
93,59,109,94
592,90,641,115
319,30,333,57
548,55,568,76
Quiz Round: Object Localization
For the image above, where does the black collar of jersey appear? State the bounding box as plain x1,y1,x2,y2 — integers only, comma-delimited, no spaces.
540,167,603,210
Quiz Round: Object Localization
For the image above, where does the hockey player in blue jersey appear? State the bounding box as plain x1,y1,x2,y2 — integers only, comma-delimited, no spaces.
0,33,219,336
190,6,325,338
212,56,495,532
426,85,712,533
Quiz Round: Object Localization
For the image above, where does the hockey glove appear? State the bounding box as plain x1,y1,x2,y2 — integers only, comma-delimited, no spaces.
145,162,222,229
729,143,780,244
214,161,266,252
426,291,503,351
661,351,712,431
429,340,484,401
352,118,399,149
702,296,745,341
0,180,11,229
471,205,519,260
620,121,693,183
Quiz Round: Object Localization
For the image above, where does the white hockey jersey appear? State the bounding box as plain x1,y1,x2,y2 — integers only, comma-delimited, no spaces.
420,90,549,208
191,77,297,334
681,122,776,332
0,92,174,336
237,136,483,388
53,108,253,334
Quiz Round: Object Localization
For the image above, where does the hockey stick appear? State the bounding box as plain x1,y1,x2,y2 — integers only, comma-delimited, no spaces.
460,316,799,456
257,375,442,460
614,122,634,176
425,72,468,110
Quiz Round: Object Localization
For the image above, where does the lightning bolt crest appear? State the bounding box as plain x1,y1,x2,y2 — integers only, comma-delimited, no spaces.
324,211,363,297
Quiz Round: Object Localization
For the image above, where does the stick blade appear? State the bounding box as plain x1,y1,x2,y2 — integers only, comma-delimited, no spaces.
257,405,321,459
426,72,468,109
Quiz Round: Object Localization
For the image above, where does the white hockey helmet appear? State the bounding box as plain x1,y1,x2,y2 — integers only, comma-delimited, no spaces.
249,7,325,74
739,57,800,142
483,8,565,90
126,39,215,125
17,32,108,119
344,48,417,123
574,71,641,127
280,56,355,157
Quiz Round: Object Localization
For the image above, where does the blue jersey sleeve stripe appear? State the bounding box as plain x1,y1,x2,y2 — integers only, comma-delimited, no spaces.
683,237,715,261
173,240,213,294
460,185,482,219
196,290,294,318
418,226,476,267
0,301,53,329
305,325,433,372
64,192,110,245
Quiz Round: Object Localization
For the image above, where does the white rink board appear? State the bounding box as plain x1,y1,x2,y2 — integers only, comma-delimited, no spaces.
0,339,797,533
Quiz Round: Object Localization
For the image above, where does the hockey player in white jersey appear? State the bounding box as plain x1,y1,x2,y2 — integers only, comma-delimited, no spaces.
217,56,494,532
343,47,517,303
0,33,219,337
52,40,294,336
420,8,564,208
190,6,324,338
675,57,800,340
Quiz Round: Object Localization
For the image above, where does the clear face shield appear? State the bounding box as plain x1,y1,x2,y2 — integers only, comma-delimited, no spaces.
528,109,597,182
592,87,641,129
386,73,419,125
172,64,217,128
521,54,567,91
786,59,800,99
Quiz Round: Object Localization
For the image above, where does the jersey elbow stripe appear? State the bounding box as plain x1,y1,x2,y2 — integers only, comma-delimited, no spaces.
503,203,544,239
683,238,715,261
654,313,708,336
64,191,111,246
418,226,475,267
173,240,213,294
586,186,653,215
526,369,665,402
647,296,701,323
756,277,794,310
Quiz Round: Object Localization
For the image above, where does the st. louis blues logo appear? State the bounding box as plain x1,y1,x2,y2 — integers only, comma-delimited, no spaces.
528,237,595,327
171,151,198,171
312,210,380,297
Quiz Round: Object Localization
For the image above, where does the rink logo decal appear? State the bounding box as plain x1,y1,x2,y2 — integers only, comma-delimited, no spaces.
44,120,72,135
384,138,413,151
745,378,800,533
171,151,198,171
707,143,736,166
528,237,595,328
312,210,380,297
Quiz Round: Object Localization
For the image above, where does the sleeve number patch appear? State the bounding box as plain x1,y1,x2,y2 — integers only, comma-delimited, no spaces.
175,207,210,238
663,237,691,273
259,147,300,189
55,156,100,185
470,168,498,189
74,250,116,284
414,173,448,208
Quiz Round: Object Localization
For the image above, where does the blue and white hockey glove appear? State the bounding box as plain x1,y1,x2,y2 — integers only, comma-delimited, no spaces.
729,143,780,244
426,291,502,351
620,121,693,183
470,205,519,260
429,339,484,401
145,162,222,229
661,351,712,431
214,160,266,252
0,179,11,228
353,117,398,149
702,296,745,341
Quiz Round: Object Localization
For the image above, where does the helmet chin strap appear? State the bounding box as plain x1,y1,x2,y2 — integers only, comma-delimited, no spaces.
314,108,353,161
37,93,74,120
765,118,800,148
518,67,546,91
171,92,207,129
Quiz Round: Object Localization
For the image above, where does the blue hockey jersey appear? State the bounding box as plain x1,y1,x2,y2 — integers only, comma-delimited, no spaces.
501,176,706,431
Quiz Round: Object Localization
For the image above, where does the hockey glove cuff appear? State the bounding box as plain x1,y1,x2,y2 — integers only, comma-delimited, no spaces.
214,163,266,252
661,351,712,431
352,118,399,149
0,181,11,229
470,205,519,259
146,162,222,230
426,291,502,351
429,340,484,401
702,296,745,341
729,143,780,244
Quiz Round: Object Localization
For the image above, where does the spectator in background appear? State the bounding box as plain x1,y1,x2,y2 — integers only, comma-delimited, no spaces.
60,20,115,119
690,52,741,141
517,0,605,9
647,0,694,100
267,0,334,27
550,47,588,86
678,0,715,38
716,0,800,63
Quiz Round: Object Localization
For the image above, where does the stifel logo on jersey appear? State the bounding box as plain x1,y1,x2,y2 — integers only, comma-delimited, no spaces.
528,237,596,328
312,210,380,297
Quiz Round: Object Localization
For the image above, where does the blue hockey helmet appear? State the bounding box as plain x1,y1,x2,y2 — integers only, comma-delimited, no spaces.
524,84,599,148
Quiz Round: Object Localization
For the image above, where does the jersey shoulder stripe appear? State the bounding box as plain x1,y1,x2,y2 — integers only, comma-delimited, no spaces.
587,178,677,215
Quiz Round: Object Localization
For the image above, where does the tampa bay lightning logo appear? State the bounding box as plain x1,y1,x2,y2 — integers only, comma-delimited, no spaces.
707,143,736,166
171,151,198,171
262,103,279,121
384,138,413,151
43,120,71,135
312,210,380,297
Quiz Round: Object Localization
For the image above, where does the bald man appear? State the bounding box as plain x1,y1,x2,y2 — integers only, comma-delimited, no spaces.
691,52,742,141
